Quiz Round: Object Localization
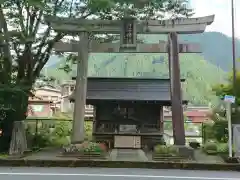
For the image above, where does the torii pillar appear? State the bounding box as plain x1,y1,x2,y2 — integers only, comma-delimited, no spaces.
168,32,185,145
71,32,89,143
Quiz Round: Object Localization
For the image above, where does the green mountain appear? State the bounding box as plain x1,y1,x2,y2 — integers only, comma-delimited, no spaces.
140,32,240,71
44,32,236,105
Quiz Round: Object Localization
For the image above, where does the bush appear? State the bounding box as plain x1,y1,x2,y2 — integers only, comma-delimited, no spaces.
63,142,107,154
189,141,200,149
212,120,228,143
217,143,228,154
202,122,215,142
203,141,218,155
154,145,179,156
217,143,235,156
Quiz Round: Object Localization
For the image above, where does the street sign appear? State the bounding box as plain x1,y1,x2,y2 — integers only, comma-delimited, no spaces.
224,95,235,103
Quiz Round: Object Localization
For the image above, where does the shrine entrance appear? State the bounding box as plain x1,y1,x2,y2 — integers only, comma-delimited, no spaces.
46,14,215,147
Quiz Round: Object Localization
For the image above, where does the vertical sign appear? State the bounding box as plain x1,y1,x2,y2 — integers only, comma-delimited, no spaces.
120,18,137,52
123,20,134,44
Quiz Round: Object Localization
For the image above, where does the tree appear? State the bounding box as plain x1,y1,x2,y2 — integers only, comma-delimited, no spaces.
0,0,192,151
212,71,240,124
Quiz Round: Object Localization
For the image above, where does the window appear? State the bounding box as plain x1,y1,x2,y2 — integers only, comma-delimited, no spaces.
51,96,58,101
42,96,48,100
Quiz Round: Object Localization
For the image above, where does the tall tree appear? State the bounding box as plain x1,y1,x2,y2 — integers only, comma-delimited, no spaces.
0,0,192,151
212,71,240,123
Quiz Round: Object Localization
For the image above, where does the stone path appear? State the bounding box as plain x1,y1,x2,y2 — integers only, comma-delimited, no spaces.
110,149,148,161
24,148,78,160
194,149,224,163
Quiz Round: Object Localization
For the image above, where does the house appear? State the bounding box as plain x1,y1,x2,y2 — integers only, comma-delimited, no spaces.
60,80,94,119
34,85,62,112
27,97,53,118
164,106,210,123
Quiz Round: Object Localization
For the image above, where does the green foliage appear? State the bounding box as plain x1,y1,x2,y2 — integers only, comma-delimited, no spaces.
203,141,218,155
53,122,71,138
212,71,240,124
212,120,228,143
203,120,228,143
85,122,93,140
217,143,229,154
154,145,179,156
24,119,93,149
63,142,107,153
202,122,215,142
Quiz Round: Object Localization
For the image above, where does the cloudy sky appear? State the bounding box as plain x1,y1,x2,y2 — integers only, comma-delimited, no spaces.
191,0,239,37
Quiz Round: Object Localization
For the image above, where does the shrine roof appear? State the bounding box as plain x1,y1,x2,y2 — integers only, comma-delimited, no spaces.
69,77,187,105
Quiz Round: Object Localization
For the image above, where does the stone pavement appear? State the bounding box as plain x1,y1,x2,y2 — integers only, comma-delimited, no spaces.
110,149,148,161
194,150,224,163
24,148,148,162
24,148,78,160
23,148,224,163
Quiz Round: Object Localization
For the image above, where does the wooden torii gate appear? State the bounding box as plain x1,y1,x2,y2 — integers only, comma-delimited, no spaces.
45,15,214,145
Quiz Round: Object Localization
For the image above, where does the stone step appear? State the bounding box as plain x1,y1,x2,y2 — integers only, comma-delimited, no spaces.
110,149,148,161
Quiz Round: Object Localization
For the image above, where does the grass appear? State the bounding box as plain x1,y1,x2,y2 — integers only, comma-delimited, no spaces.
0,153,8,159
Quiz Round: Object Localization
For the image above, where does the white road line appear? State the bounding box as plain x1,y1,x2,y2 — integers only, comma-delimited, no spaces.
0,172,238,180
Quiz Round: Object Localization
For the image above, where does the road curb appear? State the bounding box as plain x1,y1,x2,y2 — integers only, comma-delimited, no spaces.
0,159,239,171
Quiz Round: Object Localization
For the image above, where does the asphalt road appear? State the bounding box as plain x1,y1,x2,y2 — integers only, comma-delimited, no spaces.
0,167,239,180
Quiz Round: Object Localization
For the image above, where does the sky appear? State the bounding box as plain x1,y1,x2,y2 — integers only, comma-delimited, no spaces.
191,0,239,38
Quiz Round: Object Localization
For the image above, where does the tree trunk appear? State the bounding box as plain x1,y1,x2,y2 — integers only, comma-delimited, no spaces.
0,90,28,152
9,121,28,156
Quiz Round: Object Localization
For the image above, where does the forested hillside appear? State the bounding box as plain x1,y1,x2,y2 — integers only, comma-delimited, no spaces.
140,32,240,71
45,52,226,105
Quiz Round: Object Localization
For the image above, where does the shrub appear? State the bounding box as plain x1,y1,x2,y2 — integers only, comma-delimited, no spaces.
203,141,218,155
202,122,215,142
189,141,200,149
63,142,107,154
217,143,228,154
154,145,179,156
212,120,228,143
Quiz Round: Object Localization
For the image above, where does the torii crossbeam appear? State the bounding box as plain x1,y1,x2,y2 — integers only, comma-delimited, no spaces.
54,40,201,53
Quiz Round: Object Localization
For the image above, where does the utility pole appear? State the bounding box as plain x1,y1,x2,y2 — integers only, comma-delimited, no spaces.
231,0,237,96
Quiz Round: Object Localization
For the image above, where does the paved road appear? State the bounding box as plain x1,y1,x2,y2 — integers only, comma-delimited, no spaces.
0,167,239,180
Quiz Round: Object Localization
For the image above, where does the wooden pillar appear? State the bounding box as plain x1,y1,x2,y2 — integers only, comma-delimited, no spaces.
159,106,164,134
168,32,186,145
71,32,89,144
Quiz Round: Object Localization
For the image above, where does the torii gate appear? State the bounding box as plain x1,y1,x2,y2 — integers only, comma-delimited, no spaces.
45,15,214,145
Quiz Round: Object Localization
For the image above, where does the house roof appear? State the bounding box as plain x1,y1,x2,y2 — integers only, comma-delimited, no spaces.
35,86,61,92
28,96,52,103
69,77,187,104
